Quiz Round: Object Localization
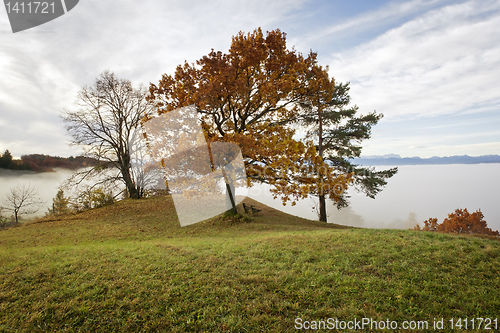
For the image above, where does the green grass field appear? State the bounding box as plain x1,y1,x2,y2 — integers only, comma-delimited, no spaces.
0,196,498,332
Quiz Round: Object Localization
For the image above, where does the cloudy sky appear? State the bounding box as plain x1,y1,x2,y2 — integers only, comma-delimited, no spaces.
1,0,499,159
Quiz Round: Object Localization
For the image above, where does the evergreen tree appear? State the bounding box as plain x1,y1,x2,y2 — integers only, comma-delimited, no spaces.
300,81,398,222
48,189,71,215
0,150,13,169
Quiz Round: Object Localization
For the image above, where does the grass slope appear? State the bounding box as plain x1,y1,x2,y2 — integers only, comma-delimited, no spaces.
0,196,498,332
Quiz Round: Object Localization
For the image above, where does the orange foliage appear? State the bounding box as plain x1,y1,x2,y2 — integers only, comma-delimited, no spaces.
416,209,499,237
418,217,439,232
147,28,353,205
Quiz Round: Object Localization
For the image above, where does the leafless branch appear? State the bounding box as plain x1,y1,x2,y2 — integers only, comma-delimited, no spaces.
2,183,43,223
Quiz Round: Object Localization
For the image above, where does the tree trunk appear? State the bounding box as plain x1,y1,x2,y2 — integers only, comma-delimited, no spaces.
121,164,139,199
317,106,327,222
221,167,237,215
207,142,237,214
225,182,237,215
125,180,139,199
319,193,327,222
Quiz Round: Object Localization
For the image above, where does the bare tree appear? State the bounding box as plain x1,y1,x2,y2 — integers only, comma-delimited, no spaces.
62,71,153,199
128,128,166,197
2,184,43,223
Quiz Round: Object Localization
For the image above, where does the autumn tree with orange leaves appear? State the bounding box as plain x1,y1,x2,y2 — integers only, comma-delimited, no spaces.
415,208,499,237
147,28,352,208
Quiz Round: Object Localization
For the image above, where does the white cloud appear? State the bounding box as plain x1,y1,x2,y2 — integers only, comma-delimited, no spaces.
0,0,308,156
1,0,499,158
302,0,448,44
328,0,500,120
362,127,500,158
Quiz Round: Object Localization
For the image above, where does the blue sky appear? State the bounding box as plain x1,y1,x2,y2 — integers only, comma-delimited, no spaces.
1,0,499,158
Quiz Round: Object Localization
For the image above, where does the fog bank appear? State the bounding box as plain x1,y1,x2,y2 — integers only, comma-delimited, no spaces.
248,164,500,231
1,164,499,232
0,169,75,218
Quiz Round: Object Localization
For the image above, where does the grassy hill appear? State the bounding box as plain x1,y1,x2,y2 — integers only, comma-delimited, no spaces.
0,196,498,332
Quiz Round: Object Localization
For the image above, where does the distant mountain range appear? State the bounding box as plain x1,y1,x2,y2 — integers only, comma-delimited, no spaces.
350,154,500,165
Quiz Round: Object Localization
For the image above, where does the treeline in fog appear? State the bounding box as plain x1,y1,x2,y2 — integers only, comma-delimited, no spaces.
0,149,96,172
